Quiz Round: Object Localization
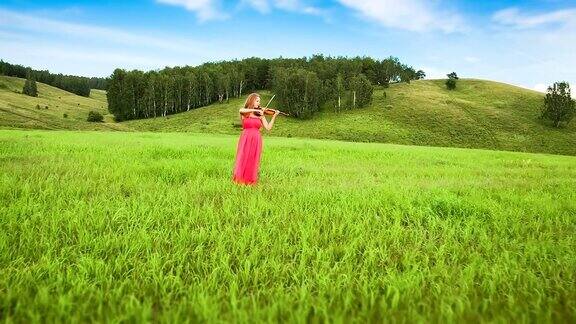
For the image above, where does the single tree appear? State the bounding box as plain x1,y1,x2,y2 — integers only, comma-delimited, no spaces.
446,72,458,90
22,76,38,97
87,110,104,122
447,72,459,80
416,70,426,80
541,81,575,127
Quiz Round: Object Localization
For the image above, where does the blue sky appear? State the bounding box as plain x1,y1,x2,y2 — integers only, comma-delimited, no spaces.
1,0,575,92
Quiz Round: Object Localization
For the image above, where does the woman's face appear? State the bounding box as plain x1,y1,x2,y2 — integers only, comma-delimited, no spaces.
254,96,261,108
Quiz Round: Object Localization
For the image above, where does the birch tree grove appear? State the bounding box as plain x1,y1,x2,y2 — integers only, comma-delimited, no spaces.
106,55,422,121
271,67,322,119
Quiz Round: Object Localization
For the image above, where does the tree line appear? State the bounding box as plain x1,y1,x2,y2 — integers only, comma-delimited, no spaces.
0,60,107,97
107,55,424,121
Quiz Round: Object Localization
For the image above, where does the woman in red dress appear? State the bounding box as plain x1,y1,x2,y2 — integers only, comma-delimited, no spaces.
232,93,280,186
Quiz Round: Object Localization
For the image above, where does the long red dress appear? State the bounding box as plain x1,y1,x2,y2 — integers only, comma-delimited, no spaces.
232,116,263,185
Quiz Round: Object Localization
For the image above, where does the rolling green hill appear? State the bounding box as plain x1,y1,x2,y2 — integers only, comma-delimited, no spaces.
123,79,576,156
0,76,127,131
1,75,575,155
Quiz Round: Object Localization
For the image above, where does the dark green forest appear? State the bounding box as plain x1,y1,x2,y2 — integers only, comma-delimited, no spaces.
106,55,424,121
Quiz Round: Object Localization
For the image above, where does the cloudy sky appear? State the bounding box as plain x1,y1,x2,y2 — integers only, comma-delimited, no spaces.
1,0,575,92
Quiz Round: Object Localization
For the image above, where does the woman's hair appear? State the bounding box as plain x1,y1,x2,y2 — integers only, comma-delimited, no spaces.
239,93,261,122
244,93,260,109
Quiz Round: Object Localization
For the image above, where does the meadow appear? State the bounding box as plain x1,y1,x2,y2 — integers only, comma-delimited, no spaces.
1,129,575,322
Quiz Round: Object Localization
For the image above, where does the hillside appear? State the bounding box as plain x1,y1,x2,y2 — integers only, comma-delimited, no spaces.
124,79,576,156
1,75,575,155
0,76,127,131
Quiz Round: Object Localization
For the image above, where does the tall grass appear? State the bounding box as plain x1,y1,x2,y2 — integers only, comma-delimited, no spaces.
1,129,575,322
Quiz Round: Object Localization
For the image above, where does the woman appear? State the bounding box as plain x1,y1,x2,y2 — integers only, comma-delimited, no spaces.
232,93,280,185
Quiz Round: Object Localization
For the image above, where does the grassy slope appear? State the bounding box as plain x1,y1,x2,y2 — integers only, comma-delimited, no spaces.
124,79,576,155
1,75,575,155
1,129,575,322
0,76,127,131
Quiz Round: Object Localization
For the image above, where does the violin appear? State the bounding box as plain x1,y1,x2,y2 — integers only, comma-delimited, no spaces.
241,106,290,118
240,94,290,117
256,107,290,117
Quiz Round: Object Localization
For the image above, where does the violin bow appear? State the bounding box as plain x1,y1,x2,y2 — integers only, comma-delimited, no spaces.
263,94,290,116
265,94,276,108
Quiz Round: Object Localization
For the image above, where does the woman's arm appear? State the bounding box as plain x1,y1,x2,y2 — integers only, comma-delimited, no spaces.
260,114,277,131
239,108,261,114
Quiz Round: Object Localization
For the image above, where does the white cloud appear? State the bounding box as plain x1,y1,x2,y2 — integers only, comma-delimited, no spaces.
31,6,85,17
464,56,480,63
243,0,270,13
486,7,576,92
3,41,170,68
0,8,230,76
0,30,181,77
336,0,465,33
0,8,210,57
243,0,327,18
156,0,227,22
492,7,576,29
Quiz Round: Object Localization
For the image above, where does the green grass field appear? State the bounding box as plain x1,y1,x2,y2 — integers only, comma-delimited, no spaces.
1,129,575,322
